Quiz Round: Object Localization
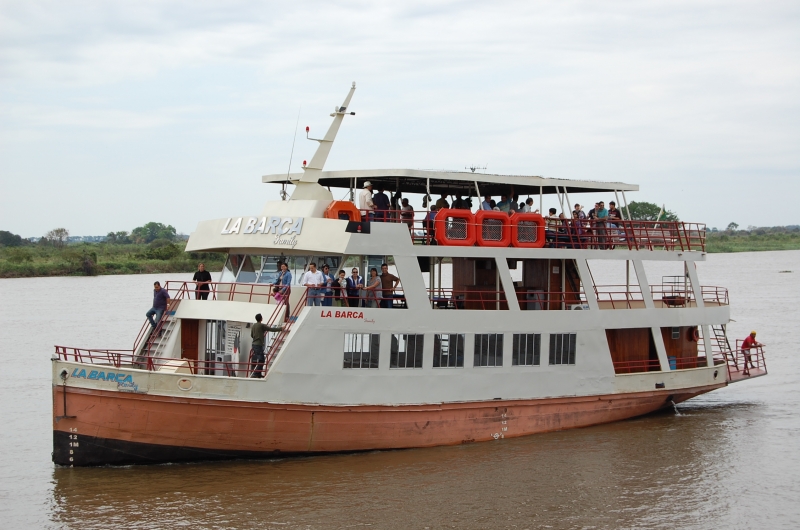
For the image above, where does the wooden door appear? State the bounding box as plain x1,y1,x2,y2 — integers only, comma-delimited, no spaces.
181,319,199,361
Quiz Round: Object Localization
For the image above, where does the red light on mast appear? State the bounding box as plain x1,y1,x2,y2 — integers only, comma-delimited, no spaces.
305,126,310,133
302,160,307,167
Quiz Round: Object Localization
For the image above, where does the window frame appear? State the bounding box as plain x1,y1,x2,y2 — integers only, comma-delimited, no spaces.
433,333,465,368
343,333,380,369
390,333,424,369
474,333,504,367
512,333,541,366
549,333,577,365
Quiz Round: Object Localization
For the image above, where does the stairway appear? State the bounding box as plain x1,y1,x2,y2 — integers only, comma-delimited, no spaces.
134,301,181,368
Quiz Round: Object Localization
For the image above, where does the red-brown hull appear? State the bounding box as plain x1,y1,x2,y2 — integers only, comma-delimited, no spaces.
52,384,722,466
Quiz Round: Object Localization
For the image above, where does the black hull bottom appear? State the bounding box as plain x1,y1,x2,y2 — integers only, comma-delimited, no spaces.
52,431,289,467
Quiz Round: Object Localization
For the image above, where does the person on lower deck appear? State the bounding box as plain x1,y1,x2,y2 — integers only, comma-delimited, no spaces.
301,262,324,306
741,330,762,371
193,263,212,300
346,268,364,307
145,281,170,330
379,263,400,308
365,267,382,308
249,313,284,378
320,264,335,306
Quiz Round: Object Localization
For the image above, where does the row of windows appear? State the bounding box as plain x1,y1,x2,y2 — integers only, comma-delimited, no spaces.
343,333,576,369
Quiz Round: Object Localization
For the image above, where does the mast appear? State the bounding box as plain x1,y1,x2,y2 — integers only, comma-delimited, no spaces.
299,82,357,184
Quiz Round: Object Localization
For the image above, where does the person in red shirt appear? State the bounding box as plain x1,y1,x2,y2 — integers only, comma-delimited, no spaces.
741,330,762,371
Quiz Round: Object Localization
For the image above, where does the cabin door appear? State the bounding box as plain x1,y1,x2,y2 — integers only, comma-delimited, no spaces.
181,319,200,361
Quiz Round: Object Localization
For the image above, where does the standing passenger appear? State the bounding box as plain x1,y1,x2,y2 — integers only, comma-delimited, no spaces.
346,268,364,307
335,270,347,307
373,185,390,222
320,265,335,306
379,263,400,308
740,331,762,372
301,262,325,306
274,262,292,322
193,263,212,300
365,268,382,308
401,198,414,232
358,181,376,221
482,195,492,211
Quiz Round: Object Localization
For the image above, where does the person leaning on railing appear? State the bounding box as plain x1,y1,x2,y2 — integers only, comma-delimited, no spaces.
379,263,400,308
740,330,763,372
250,313,284,378
273,262,292,322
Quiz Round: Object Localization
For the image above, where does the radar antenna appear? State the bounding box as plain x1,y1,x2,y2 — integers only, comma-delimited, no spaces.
466,164,487,173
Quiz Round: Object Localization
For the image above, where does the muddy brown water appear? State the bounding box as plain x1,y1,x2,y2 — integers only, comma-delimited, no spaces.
1,251,798,529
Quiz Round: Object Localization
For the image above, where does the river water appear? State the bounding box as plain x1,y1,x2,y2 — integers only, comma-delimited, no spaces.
1,251,798,529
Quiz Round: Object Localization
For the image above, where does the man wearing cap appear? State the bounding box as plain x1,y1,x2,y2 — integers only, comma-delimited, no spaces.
358,181,375,221
740,331,762,372
250,313,284,378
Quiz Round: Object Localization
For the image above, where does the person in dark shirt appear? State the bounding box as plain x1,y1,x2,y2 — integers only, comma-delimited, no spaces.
193,263,213,300
373,185,391,222
146,281,170,329
249,313,284,378
379,263,400,308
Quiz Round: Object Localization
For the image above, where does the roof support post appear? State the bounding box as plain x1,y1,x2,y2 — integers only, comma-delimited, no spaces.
614,190,626,220
474,181,481,204
621,190,631,221
563,187,573,216
539,186,543,215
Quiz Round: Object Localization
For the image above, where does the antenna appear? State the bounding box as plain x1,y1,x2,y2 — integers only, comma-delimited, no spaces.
283,106,302,200
466,164,487,173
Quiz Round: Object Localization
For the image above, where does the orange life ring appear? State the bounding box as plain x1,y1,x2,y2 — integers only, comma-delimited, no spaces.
475,210,512,247
510,212,546,248
689,327,700,342
434,209,476,246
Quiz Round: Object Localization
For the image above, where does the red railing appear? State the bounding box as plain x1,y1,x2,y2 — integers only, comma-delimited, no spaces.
612,359,662,374
427,288,585,310
730,340,768,376
358,208,706,251
590,285,728,309
162,281,280,303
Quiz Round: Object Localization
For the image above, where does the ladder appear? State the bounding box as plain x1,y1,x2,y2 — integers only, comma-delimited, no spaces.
134,300,180,369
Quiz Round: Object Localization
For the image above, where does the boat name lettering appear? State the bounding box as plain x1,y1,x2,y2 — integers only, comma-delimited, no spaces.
221,217,304,237
70,368,135,384
320,310,364,319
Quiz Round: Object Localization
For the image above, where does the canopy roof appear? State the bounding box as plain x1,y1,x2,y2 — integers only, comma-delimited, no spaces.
262,168,638,196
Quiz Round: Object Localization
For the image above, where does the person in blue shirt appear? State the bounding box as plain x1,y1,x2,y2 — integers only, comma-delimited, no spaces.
346,268,364,307
146,281,170,329
373,185,391,222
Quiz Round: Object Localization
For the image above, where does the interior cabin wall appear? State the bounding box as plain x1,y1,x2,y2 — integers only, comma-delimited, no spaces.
606,328,659,372
661,326,700,367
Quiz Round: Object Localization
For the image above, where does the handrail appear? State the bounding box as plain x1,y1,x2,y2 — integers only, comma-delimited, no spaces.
259,289,309,377
359,208,706,251
163,281,280,304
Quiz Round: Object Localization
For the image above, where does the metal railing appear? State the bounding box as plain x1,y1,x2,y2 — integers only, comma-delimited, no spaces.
359,208,706,250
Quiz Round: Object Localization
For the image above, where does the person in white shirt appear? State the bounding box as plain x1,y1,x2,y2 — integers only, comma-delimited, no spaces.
358,181,375,221
481,195,492,211
301,262,325,306
522,197,535,213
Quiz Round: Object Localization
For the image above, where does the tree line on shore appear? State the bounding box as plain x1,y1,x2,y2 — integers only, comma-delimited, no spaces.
0,222,224,278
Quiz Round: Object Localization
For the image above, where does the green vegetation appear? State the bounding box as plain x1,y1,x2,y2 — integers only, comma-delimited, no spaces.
0,223,224,278
626,201,679,222
706,225,800,253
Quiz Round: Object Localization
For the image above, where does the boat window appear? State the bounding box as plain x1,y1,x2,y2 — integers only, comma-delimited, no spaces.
549,333,576,365
390,334,424,368
474,334,503,367
343,333,380,369
236,256,258,283
256,256,281,284
204,320,226,376
433,334,464,368
512,334,541,366
220,255,242,283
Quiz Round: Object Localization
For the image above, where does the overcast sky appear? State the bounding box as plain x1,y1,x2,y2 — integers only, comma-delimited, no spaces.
1,0,798,237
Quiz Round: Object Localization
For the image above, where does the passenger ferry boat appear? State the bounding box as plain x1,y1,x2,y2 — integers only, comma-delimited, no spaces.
52,84,767,466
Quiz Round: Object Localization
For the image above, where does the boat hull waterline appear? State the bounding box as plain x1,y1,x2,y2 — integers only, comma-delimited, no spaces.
52,383,723,466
